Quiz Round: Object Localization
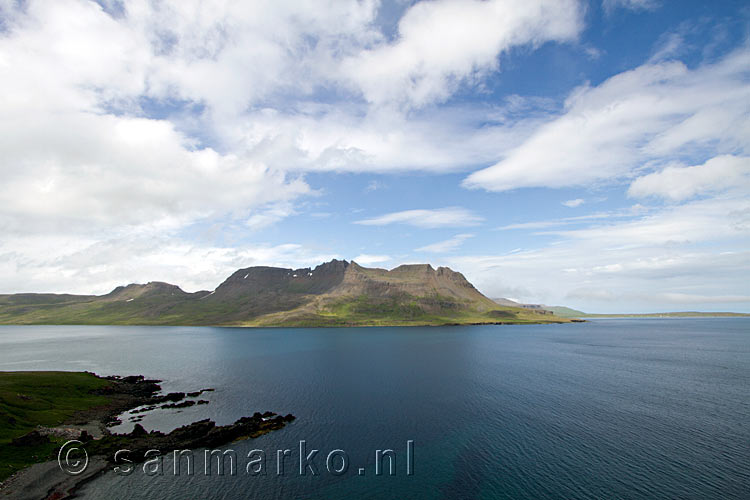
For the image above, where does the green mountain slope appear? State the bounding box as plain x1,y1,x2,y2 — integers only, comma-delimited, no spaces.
543,306,588,318
0,260,570,327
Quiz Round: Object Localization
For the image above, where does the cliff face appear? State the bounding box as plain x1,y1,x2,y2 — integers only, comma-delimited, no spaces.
212,259,350,299
0,260,567,327
330,262,496,309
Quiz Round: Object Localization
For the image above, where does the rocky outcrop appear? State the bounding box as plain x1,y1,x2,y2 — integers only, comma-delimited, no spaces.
2,373,294,500
330,261,497,309
90,412,296,462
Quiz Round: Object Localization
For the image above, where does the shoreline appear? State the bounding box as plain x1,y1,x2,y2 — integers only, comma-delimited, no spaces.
0,372,294,500
0,318,577,328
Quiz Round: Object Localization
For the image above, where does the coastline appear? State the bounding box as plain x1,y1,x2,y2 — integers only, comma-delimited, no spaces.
0,372,294,500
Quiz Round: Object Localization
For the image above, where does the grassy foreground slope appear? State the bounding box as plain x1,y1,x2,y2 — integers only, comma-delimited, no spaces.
0,371,110,481
0,260,569,327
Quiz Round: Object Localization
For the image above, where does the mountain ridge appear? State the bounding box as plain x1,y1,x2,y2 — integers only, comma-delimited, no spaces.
0,260,570,327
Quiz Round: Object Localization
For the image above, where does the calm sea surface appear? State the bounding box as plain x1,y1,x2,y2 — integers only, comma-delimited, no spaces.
0,319,748,499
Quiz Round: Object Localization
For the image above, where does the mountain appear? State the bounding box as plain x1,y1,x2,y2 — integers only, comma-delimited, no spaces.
492,297,555,315
0,260,570,327
542,306,588,318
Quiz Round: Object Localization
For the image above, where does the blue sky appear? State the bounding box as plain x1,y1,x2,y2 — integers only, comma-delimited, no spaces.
0,0,748,312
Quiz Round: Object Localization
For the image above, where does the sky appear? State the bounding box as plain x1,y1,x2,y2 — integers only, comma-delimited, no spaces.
0,0,748,313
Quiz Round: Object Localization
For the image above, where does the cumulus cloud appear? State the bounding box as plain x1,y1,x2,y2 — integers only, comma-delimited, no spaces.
0,0,317,239
0,232,340,294
415,234,474,253
341,0,582,107
2,0,747,311
225,103,544,174
355,208,483,228
628,155,750,201
4,0,567,291
463,49,750,192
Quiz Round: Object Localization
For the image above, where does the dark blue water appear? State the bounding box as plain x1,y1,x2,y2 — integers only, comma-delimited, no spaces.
1,319,748,499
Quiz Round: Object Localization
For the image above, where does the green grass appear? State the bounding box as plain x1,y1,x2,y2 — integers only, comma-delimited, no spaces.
245,294,570,327
0,371,111,481
544,306,588,318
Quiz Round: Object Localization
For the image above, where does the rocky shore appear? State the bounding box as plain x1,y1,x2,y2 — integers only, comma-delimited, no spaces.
0,373,294,500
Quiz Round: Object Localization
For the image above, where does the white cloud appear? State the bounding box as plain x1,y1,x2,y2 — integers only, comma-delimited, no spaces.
0,232,339,295
1,0,747,312
352,254,391,266
355,208,483,228
602,0,660,14
445,193,750,312
0,0,318,239
463,49,750,192
341,0,582,108
245,202,298,230
583,46,603,60
628,155,750,201
6,0,550,293
649,32,685,62
549,197,749,247
646,293,750,304
562,198,585,208
364,180,386,193
497,211,634,230
415,234,474,253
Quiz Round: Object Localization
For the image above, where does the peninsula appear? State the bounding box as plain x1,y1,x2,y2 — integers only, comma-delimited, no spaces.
0,260,571,327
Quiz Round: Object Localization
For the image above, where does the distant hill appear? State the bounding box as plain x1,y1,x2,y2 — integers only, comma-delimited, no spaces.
491,298,556,315
543,306,588,318
578,311,750,318
0,260,571,327
491,300,748,319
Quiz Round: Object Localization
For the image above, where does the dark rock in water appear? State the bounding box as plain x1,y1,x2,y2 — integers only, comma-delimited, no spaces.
130,405,156,414
96,375,162,400
161,400,195,409
154,392,185,403
89,411,296,463
11,430,50,447
197,400,209,405
130,423,148,437
187,388,214,397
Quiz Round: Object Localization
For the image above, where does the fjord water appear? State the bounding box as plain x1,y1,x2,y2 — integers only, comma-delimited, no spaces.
1,319,748,499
